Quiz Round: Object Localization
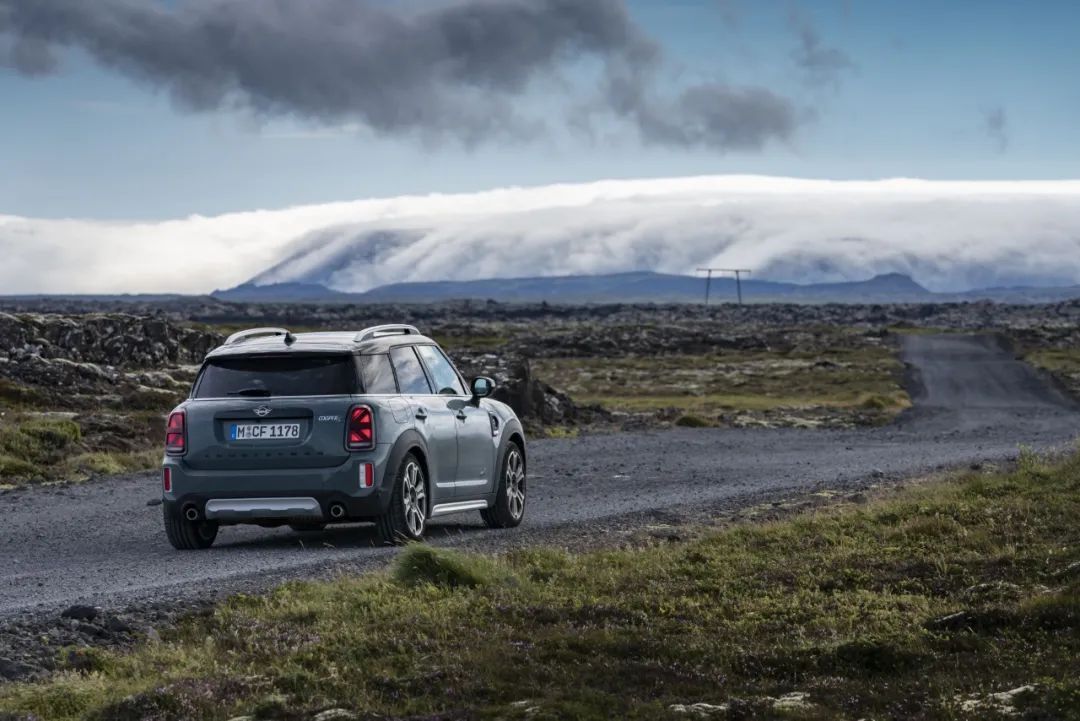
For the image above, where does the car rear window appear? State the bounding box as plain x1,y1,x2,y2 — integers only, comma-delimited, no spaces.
357,353,398,394
194,355,358,398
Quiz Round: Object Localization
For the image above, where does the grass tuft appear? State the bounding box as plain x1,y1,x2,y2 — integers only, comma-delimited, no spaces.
392,544,512,590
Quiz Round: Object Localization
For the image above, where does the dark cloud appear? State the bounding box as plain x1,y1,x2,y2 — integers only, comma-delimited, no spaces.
982,106,1009,153
606,70,798,151
788,8,855,88
0,0,799,150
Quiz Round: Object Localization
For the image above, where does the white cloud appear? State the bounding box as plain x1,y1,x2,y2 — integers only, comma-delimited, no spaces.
2,175,1080,295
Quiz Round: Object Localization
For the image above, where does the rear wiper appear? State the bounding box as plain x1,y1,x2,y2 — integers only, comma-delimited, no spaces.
227,388,272,397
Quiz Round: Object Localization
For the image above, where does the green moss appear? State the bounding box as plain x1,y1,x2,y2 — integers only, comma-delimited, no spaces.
63,450,160,477
543,425,580,439
674,414,710,428
0,417,83,481
0,453,36,478
0,378,47,408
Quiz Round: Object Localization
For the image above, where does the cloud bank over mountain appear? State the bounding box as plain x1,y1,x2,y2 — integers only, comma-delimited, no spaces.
2,176,1079,295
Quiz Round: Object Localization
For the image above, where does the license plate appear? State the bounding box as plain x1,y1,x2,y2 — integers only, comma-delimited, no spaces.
230,423,301,441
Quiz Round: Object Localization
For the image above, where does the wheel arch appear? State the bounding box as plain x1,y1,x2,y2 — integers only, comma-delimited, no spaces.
507,431,526,468
383,429,431,513
499,418,527,472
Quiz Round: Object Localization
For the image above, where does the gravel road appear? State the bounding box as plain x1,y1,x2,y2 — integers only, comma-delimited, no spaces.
2,333,1078,619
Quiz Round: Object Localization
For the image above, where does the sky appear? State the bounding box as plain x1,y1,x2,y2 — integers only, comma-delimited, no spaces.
2,0,1078,221
1,0,1079,296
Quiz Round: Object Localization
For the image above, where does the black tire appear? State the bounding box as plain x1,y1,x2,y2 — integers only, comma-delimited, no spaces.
481,441,526,529
289,522,327,533
376,452,428,545
163,505,219,550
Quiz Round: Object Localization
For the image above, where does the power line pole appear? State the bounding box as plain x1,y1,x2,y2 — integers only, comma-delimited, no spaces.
697,268,752,305
696,268,715,305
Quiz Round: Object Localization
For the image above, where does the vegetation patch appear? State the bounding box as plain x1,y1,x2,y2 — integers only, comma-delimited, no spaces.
3,451,1078,720
0,413,163,485
534,346,910,427
62,450,162,478
1025,347,1080,399
0,416,82,482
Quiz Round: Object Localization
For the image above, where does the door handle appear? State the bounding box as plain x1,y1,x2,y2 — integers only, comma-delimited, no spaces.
415,408,428,420
455,410,467,421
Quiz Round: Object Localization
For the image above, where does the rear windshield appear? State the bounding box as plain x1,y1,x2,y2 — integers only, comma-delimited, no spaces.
194,355,358,398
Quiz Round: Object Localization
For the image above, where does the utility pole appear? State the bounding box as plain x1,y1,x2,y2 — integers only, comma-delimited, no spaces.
696,268,715,305
697,268,752,305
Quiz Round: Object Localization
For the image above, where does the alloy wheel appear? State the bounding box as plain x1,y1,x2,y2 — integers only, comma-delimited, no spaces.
402,461,427,536
506,449,526,520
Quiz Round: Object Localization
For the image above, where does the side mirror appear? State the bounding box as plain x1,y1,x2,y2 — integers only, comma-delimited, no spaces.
470,376,495,404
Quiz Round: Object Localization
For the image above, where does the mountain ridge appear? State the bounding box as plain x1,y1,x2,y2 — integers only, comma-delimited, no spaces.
211,271,1080,305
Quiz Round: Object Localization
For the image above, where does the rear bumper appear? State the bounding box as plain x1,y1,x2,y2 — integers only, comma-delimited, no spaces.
162,445,393,522
205,497,322,521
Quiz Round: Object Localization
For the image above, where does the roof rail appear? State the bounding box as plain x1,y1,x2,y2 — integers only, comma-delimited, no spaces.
354,324,420,343
225,327,293,345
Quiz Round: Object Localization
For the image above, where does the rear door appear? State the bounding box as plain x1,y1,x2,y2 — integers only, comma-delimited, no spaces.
389,346,458,502
415,344,494,497
184,353,357,472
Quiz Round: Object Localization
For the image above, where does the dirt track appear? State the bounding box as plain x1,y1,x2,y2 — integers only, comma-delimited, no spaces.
1,334,1077,618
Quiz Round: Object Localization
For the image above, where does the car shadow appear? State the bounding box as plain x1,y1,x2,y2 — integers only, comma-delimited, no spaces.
210,515,493,551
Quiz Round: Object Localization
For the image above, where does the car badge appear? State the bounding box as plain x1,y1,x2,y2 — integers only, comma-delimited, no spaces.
254,406,272,417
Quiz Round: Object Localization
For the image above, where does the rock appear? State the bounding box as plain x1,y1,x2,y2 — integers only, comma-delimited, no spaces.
669,702,728,716
312,710,357,721
0,656,35,681
962,581,1023,602
0,312,221,383
925,610,977,631
1053,559,1080,579
60,604,99,621
771,692,813,711
455,353,610,430
957,685,1036,716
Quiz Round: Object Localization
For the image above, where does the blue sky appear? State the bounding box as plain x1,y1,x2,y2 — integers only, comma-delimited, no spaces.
2,0,1078,220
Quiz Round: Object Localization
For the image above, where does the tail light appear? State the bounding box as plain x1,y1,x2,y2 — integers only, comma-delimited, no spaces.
346,405,375,451
162,467,172,493
165,411,186,455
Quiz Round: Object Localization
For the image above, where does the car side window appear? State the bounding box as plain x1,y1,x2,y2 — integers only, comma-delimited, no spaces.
389,346,433,395
416,344,466,396
358,353,398,394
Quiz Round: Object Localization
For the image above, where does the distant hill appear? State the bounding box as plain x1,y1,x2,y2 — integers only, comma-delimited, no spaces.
215,271,948,304
213,282,354,303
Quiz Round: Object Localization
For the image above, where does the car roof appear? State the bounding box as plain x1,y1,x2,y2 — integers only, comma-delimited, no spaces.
204,327,439,359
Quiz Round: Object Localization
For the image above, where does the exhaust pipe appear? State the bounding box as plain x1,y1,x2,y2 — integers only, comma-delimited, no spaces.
328,503,346,520
183,505,200,522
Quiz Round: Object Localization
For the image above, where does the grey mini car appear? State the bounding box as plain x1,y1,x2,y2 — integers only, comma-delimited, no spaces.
161,325,526,549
